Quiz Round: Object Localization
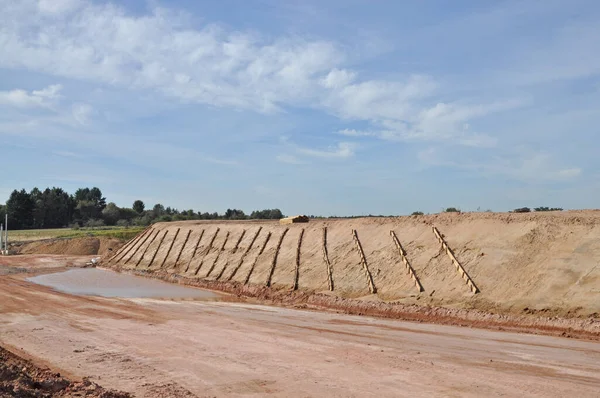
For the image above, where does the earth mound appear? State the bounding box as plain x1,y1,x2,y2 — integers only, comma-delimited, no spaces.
107,211,600,318
15,237,124,256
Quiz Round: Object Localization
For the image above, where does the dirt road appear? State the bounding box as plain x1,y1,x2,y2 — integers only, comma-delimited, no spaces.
1,262,599,397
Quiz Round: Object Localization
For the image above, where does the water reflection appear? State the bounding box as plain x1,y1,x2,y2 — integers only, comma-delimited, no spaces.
28,268,219,299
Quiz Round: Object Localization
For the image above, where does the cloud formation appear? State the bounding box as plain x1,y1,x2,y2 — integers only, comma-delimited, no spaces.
0,0,512,146
0,84,62,108
296,142,356,159
0,0,595,214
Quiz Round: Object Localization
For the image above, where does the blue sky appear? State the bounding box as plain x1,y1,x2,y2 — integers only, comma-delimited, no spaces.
1,0,599,216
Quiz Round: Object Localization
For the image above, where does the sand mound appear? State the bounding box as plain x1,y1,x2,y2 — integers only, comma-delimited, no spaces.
16,237,124,256
107,211,600,317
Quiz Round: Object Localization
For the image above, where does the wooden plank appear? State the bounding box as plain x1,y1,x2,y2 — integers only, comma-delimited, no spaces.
432,226,480,294
390,231,424,292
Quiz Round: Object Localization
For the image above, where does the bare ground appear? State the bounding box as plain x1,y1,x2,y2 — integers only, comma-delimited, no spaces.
13,237,124,257
108,212,600,318
0,256,599,397
0,337,129,397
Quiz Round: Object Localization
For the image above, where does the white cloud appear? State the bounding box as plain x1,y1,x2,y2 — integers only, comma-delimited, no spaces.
321,75,436,121
38,0,82,14
296,142,356,159
0,0,343,113
33,84,63,100
369,100,524,147
0,84,62,108
319,68,356,89
0,0,517,147
71,103,93,125
323,75,516,147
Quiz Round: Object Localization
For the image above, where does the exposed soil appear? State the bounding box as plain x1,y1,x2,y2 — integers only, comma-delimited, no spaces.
0,257,599,397
0,345,129,398
14,238,124,257
107,211,600,319
117,267,600,340
3,211,600,396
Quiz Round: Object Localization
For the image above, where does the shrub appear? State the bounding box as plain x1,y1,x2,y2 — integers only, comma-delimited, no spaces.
445,207,460,213
411,211,424,216
534,207,563,212
116,219,130,227
513,207,531,213
85,219,105,228
133,214,153,226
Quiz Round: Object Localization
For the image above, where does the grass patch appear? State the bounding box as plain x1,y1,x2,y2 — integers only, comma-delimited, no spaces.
8,226,145,242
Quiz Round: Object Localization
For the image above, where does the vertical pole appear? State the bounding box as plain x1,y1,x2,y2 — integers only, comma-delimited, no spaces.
0,224,3,254
5,214,7,252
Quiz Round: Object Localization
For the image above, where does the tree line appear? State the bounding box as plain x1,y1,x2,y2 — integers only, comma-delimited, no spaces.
0,187,284,230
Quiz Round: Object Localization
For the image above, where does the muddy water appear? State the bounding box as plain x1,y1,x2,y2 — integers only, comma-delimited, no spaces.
27,268,220,299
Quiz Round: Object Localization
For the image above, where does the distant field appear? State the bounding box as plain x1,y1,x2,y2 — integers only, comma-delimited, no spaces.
8,226,145,242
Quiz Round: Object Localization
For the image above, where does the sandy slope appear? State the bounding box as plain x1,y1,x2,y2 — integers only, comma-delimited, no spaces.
15,237,124,256
108,211,600,317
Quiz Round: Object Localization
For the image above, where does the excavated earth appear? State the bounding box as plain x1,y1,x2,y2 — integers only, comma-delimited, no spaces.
1,211,600,397
14,237,123,257
108,212,600,324
0,345,129,397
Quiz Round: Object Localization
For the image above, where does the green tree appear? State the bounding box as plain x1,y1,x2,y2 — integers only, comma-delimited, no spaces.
30,187,42,202
184,209,195,219
224,208,246,220
152,203,165,218
199,212,211,220
513,207,531,213
6,189,35,229
101,202,121,226
268,209,283,219
30,187,44,228
38,187,75,228
74,187,107,221
119,208,138,221
134,213,153,226
534,206,563,212
249,208,284,219
133,200,145,214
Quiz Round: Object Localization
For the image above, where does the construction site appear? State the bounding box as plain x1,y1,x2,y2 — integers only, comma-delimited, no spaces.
0,211,599,396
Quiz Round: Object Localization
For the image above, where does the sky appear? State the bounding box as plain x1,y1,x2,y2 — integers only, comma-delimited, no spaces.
1,0,599,216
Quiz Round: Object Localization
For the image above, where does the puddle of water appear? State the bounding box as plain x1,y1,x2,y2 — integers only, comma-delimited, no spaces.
27,268,219,299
